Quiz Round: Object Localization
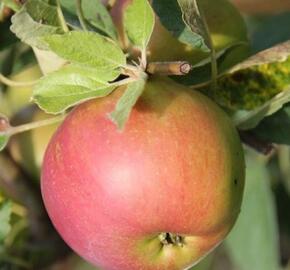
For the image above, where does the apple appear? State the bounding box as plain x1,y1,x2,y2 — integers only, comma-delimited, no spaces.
41,77,245,270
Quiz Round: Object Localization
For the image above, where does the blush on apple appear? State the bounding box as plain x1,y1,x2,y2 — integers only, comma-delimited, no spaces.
41,77,245,270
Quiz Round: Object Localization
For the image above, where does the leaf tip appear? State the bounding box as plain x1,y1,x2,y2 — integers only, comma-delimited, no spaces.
107,112,126,132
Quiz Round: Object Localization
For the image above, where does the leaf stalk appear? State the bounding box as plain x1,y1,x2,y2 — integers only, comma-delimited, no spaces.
76,0,88,31
56,0,69,33
0,73,37,87
5,114,66,137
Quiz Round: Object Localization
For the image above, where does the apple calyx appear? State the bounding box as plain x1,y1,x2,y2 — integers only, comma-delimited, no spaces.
158,233,185,247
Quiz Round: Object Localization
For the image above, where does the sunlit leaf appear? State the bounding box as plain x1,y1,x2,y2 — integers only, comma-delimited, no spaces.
33,64,120,114
124,0,155,50
10,9,60,50
230,40,290,73
209,41,290,111
43,31,126,70
33,47,67,75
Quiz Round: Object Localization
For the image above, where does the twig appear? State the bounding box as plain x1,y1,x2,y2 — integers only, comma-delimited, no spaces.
76,0,88,31
56,0,69,33
197,3,218,96
6,114,66,137
239,130,275,155
0,73,37,87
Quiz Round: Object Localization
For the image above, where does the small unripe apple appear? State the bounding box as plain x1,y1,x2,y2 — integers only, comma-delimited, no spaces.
41,77,245,270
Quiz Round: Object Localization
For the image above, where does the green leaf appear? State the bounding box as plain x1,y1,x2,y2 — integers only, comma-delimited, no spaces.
33,47,67,75
43,31,126,70
230,40,290,73
109,78,146,130
253,103,290,145
124,0,155,50
24,0,60,27
0,201,12,243
10,9,60,50
60,0,76,14
233,88,290,130
177,0,210,50
81,0,117,39
209,41,290,111
152,0,209,52
152,0,249,85
33,64,120,114
226,153,280,270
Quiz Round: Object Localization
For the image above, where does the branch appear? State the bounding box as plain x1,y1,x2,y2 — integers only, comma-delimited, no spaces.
0,73,37,87
239,130,275,155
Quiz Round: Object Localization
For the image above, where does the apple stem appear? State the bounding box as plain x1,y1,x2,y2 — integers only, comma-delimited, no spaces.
197,3,218,95
56,0,69,33
0,73,38,87
6,114,66,137
76,0,88,31
146,61,192,76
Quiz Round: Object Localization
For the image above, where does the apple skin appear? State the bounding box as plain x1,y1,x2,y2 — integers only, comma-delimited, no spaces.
41,77,245,270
